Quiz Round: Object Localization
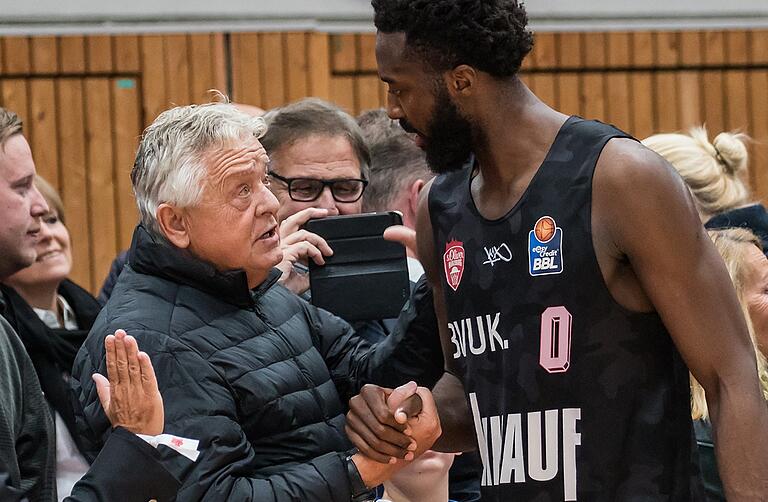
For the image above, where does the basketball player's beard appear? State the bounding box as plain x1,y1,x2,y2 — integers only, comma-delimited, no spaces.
423,87,474,174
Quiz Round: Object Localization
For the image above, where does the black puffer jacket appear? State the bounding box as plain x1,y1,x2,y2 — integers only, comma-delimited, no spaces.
71,226,442,501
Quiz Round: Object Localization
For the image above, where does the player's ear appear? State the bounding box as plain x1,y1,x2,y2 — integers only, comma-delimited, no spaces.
447,65,477,99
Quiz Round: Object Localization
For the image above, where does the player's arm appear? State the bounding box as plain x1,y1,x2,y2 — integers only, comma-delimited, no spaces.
345,180,476,459
595,139,768,500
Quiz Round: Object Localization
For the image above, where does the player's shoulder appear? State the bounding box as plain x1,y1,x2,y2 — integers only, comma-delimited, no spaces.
596,137,683,196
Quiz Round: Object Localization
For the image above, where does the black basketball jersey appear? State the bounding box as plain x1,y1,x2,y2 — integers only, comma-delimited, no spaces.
428,117,698,501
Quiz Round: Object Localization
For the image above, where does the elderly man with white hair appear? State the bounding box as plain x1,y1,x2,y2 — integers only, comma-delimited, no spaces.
71,102,442,501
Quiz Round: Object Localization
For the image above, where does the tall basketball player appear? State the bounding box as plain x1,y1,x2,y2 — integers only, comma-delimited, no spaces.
343,1,768,500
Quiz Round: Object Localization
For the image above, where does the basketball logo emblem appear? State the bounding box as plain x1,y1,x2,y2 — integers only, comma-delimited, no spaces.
528,216,564,276
534,216,556,243
443,240,465,291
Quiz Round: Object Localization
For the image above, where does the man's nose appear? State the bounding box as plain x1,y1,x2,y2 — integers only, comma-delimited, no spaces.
30,184,49,218
386,94,404,120
317,187,340,215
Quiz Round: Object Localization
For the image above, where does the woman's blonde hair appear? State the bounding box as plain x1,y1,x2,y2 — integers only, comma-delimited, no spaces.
691,228,768,420
35,175,66,225
642,126,751,219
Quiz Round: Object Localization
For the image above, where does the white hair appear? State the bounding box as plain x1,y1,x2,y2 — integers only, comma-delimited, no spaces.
131,102,267,238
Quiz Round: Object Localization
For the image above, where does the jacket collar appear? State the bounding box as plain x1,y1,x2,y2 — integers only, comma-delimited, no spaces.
127,225,280,308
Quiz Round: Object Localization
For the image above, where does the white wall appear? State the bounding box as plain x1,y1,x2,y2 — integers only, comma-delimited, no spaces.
1,0,767,34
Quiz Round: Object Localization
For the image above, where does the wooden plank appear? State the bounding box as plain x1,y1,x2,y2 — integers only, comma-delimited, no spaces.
655,31,680,68
752,30,768,65
139,35,168,125
113,35,140,73
331,33,357,73
0,39,4,72
164,34,191,106
56,78,92,290
702,31,726,66
308,33,331,100
59,36,86,73
678,71,702,130
30,36,58,74
358,33,378,72
750,70,768,200
3,37,31,74
1,80,30,137
356,75,382,115
581,73,605,121
605,72,632,132
632,32,654,67
654,71,679,133
84,78,118,292
28,79,59,189
723,70,750,133
260,33,286,109
230,33,262,106
631,72,654,139
330,76,356,114
701,70,725,138
530,33,557,70
606,32,631,68
583,32,607,68
680,31,703,67
189,34,215,103
285,32,309,102
86,35,113,73
529,74,556,109
111,77,142,250
557,72,581,117
725,30,750,66
211,34,227,95
558,33,582,69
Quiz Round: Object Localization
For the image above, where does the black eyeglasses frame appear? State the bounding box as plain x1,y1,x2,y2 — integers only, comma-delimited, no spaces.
268,171,369,203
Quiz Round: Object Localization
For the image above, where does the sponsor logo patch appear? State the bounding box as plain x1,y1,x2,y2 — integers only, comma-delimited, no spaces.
444,240,465,291
483,243,513,267
528,216,564,276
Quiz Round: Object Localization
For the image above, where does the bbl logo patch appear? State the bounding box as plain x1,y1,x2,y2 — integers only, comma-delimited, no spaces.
528,216,564,276
443,240,465,291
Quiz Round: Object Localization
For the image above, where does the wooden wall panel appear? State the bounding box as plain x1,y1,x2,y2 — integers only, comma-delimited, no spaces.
56,79,91,289
28,79,59,188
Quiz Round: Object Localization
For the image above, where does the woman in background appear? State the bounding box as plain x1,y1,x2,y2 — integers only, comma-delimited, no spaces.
2,175,101,500
692,228,768,501
642,126,768,251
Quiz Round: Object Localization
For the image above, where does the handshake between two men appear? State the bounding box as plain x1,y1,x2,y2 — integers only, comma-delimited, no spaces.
344,381,445,488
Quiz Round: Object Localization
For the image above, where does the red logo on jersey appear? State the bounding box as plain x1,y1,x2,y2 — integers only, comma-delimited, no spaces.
443,240,465,291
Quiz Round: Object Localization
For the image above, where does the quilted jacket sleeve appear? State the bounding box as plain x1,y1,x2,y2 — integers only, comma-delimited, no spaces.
73,330,355,502
308,275,445,402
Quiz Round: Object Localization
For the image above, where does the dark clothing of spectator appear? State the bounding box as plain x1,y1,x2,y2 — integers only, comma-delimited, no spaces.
694,420,724,501
1,280,100,461
0,292,181,502
96,251,128,306
706,203,768,255
72,225,444,501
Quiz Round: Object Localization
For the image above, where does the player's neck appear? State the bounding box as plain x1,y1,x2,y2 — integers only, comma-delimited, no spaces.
472,79,568,188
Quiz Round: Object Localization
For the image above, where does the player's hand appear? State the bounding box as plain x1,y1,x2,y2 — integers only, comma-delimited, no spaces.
346,382,421,464
395,386,441,458
275,208,334,294
384,225,417,256
92,329,164,436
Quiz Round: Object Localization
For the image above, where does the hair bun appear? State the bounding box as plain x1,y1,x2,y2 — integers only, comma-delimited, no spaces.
712,132,748,176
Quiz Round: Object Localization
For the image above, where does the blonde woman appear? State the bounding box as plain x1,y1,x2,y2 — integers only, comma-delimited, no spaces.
642,127,768,252
692,228,768,501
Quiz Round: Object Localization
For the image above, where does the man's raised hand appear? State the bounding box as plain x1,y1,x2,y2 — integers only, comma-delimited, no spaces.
92,329,164,436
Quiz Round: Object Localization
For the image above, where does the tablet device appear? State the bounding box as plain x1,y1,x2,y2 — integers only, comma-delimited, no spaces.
304,212,410,322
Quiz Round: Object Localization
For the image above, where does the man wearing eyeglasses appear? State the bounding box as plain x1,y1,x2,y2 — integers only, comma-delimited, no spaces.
261,99,376,314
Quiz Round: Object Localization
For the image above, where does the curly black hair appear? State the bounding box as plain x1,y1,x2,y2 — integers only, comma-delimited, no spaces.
371,0,533,77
